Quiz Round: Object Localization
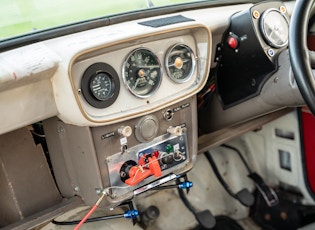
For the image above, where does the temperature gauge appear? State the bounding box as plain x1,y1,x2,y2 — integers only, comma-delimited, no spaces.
165,44,196,83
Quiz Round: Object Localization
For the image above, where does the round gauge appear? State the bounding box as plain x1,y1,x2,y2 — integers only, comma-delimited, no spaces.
260,9,289,48
165,44,196,83
90,72,113,101
81,63,120,108
123,48,162,98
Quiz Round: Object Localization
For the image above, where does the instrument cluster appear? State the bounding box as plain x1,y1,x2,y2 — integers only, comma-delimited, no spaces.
81,43,196,108
70,25,210,125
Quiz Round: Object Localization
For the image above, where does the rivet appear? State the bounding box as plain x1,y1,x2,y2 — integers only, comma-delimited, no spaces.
253,10,260,19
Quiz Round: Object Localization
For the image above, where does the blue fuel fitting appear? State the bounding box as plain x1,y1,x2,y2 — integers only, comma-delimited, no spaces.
124,210,139,219
179,181,193,189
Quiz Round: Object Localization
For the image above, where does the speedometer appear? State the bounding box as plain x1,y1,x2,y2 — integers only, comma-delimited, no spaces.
123,48,162,98
260,9,289,48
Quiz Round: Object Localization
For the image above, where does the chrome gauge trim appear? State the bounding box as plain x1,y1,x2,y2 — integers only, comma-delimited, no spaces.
260,8,289,48
122,48,162,98
165,44,196,83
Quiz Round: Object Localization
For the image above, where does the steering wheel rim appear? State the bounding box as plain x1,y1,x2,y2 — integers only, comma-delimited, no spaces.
289,0,315,114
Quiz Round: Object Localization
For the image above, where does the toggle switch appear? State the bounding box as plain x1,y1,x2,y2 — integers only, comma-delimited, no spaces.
167,126,184,136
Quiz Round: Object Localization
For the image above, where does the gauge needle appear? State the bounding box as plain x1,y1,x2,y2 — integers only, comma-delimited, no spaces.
136,65,160,69
133,78,141,90
168,58,190,68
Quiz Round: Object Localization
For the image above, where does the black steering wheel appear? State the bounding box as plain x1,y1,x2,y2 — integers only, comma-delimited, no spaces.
289,0,315,114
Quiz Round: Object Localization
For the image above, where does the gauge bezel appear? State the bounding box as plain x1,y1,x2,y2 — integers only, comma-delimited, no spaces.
81,62,120,108
165,43,196,83
122,48,162,98
260,8,289,48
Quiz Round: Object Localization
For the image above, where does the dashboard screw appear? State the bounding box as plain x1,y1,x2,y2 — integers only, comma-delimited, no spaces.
280,5,286,14
58,126,64,133
110,193,117,198
253,10,260,19
120,171,127,178
268,49,275,57
74,186,80,192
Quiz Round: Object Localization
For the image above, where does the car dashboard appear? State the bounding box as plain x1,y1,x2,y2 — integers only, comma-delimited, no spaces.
0,0,309,228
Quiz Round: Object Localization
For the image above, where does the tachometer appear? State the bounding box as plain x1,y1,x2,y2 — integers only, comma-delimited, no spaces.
123,48,162,98
165,44,196,83
90,72,113,101
81,62,120,108
260,9,289,48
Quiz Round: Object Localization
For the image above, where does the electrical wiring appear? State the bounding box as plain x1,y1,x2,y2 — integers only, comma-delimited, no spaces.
204,151,237,199
53,150,185,228
73,193,105,230
52,210,139,226
204,150,255,207
177,176,216,229
197,81,215,108
219,145,279,207
140,151,170,168
52,186,131,228
130,167,142,184
221,144,253,173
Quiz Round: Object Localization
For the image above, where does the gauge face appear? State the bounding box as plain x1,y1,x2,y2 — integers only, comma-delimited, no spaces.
81,62,120,109
90,72,114,101
165,44,196,83
123,48,162,98
260,9,289,48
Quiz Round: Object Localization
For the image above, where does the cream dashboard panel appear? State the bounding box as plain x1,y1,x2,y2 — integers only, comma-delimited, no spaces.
0,10,221,135
69,23,211,124
1,2,296,135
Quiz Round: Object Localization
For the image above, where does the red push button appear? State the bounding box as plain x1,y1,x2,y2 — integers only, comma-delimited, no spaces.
227,36,239,49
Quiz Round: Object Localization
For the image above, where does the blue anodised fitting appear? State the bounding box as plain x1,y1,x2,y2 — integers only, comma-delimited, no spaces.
124,210,139,219
179,181,193,189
